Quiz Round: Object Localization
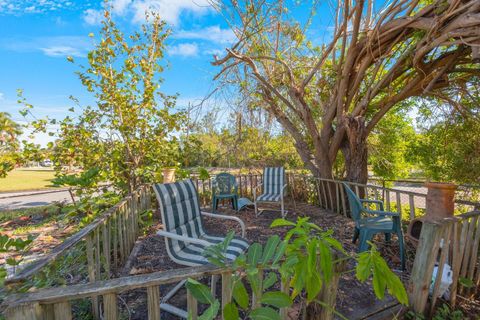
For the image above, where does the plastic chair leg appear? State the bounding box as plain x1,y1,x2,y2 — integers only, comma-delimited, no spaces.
398,229,405,270
385,232,391,243
212,196,216,213
353,228,359,244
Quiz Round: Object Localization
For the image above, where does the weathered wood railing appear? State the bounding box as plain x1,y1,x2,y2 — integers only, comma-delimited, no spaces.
4,185,152,291
288,175,480,220
409,210,480,315
191,173,479,220
3,257,346,320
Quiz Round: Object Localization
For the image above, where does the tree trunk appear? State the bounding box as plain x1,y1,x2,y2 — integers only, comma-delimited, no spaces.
344,116,369,184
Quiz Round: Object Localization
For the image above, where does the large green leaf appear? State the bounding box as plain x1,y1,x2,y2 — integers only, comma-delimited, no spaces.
247,243,263,266
232,280,249,309
250,307,281,320
259,291,292,308
199,300,220,320
270,219,296,228
223,302,239,320
261,235,280,264
185,278,215,304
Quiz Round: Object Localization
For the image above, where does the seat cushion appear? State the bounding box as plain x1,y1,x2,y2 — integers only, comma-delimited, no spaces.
358,216,394,231
257,193,282,202
168,235,249,267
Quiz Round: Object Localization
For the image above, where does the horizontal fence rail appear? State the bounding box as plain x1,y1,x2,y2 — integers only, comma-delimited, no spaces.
3,255,346,320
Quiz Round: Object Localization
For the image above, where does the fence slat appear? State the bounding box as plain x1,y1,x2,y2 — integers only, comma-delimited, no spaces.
147,286,161,320
409,195,415,220
86,234,100,319
409,221,444,314
396,192,402,214
53,301,72,320
187,288,198,320
5,303,42,320
103,293,118,320
221,272,232,318
430,223,452,315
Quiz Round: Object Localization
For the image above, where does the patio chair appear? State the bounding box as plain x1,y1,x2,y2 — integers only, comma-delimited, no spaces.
342,183,405,270
212,172,238,213
254,167,287,218
153,179,249,318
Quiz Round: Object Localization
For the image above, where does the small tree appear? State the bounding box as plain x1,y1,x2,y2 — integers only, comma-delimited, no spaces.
0,112,22,177
26,10,184,193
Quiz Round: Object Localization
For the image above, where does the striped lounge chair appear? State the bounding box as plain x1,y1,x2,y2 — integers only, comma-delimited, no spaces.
253,167,288,218
153,179,249,318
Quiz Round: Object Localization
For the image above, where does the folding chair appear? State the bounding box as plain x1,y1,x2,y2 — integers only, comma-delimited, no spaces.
253,167,287,218
153,179,248,318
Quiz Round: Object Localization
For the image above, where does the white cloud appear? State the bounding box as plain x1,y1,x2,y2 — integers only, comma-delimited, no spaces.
110,0,131,15
40,46,85,57
0,92,4,101
131,0,211,25
1,36,92,58
0,0,74,14
174,25,236,44
83,8,103,25
168,42,198,57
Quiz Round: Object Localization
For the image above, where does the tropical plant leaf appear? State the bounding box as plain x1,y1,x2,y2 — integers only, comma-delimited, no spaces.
186,278,215,304
260,291,292,308
250,307,281,320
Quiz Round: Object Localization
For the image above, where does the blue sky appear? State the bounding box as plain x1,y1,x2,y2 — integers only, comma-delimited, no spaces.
0,0,241,145
0,0,340,145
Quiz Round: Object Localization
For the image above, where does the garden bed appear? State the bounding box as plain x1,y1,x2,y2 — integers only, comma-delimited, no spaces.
122,200,410,319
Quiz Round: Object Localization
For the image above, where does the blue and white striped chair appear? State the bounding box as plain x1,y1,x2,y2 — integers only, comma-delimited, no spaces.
253,167,288,218
153,179,249,317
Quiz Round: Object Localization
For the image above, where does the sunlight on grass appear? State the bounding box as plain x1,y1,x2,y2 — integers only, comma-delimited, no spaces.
0,168,56,192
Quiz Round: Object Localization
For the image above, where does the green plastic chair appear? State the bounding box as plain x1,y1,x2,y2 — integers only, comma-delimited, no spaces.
212,173,238,213
343,183,405,270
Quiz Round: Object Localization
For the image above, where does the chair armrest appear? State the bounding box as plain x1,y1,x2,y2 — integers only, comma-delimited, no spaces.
201,211,246,238
156,230,211,246
365,209,400,218
360,199,384,211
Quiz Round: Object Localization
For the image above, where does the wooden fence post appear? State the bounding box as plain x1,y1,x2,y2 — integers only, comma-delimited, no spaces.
408,221,444,314
5,303,42,320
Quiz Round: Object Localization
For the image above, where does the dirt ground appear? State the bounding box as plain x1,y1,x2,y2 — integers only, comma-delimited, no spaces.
121,200,411,320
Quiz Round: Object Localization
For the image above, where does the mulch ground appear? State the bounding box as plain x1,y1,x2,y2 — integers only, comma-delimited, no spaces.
120,200,414,320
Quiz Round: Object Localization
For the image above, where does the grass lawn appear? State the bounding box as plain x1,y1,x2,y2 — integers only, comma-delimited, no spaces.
0,168,57,192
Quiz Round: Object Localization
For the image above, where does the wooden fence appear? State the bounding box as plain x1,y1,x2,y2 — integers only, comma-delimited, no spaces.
4,185,152,289
286,175,480,220
3,256,346,320
409,210,480,315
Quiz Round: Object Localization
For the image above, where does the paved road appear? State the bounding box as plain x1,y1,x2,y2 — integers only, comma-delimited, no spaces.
0,189,73,211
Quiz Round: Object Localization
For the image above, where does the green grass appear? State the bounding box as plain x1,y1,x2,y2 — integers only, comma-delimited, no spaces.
0,168,56,192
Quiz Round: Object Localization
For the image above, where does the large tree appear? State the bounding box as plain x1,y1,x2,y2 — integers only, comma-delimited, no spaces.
212,0,480,183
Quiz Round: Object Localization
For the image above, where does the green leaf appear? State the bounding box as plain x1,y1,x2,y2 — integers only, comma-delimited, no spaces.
261,235,280,264
223,302,239,320
306,270,322,302
263,272,278,290
186,278,215,304
318,240,333,282
260,291,292,308
250,307,281,320
271,241,287,265
199,300,220,320
232,280,249,309
247,243,263,266
270,219,296,228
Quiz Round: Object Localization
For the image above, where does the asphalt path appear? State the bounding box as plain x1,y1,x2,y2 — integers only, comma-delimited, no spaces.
0,189,73,211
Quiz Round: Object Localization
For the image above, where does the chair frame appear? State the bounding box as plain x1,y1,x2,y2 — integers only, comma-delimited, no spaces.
343,183,405,270
211,172,239,213
154,182,247,318
253,168,288,218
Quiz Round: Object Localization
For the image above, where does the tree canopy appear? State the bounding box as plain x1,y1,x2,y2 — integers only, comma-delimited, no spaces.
212,0,480,183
